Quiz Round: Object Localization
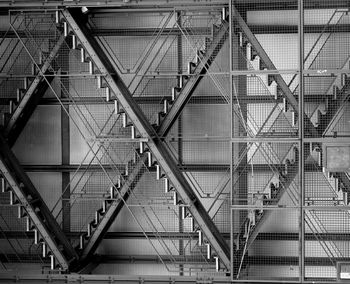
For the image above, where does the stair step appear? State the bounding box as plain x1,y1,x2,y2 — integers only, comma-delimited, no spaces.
9,190,19,205
283,97,288,112
1,177,7,193
163,99,168,114
205,37,211,51
206,243,211,259
50,254,55,270
222,7,228,21
171,86,181,101
26,216,35,232
33,229,39,245
155,164,165,180
211,24,220,39
80,48,86,63
198,230,203,246
88,60,94,75
267,74,275,86
18,206,28,219
190,217,195,232
187,61,196,75
173,191,179,206
71,34,77,50
250,47,258,61
94,211,100,225
259,59,267,70
42,242,47,258
147,152,152,168
9,100,15,114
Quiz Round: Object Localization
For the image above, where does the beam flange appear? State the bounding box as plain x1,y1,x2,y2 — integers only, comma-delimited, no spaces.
63,8,230,269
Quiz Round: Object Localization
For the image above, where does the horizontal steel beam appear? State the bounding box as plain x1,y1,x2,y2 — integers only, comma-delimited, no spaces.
4,231,350,241
20,163,322,172
3,24,350,38
0,95,334,106
0,0,349,10
2,253,349,267
0,274,232,284
64,8,230,268
21,163,230,172
0,0,227,7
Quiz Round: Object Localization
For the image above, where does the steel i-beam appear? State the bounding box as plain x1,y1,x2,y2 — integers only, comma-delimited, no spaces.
63,8,230,269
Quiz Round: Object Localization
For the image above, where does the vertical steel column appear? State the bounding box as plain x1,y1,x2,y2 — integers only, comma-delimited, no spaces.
61,70,71,233
177,10,184,277
229,0,233,277
298,0,305,281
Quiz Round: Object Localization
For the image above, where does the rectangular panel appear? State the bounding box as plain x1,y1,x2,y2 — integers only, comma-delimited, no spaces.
324,145,350,171
231,74,299,139
231,208,299,281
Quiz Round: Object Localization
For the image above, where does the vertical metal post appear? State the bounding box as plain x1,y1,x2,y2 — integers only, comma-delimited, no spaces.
177,11,184,276
229,0,233,278
298,0,305,282
61,69,70,233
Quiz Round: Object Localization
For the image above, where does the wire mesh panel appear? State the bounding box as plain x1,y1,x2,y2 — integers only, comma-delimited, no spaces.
231,208,300,281
232,74,298,138
231,1,299,72
304,208,350,281
303,3,350,71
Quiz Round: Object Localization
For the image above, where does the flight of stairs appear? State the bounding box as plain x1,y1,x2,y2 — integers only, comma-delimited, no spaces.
55,8,230,271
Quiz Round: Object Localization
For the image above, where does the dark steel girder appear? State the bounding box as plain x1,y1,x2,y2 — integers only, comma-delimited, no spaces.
1,253,349,267
63,8,230,269
0,95,336,106
4,35,67,147
0,133,78,270
5,231,350,241
1,0,350,10
3,24,350,39
23,163,325,172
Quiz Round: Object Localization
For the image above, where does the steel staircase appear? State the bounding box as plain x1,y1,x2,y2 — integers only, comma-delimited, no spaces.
156,8,229,137
0,133,78,271
226,5,350,277
2,34,67,147
56,8,230,272
0,12,79,271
